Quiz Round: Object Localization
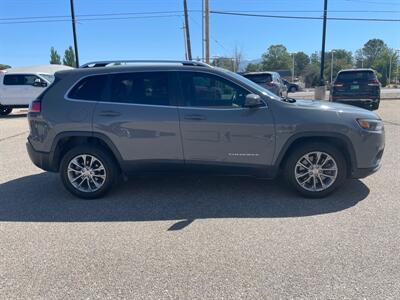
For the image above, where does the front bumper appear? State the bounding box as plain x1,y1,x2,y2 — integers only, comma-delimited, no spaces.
26,140,57,172
351,163,382,179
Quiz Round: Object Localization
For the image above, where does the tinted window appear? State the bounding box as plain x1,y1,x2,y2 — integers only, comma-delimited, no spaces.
180,72,250,108
337,71,376,82
68,75,108,101
243,74,272,83
109,72,170,106
3,74,39,85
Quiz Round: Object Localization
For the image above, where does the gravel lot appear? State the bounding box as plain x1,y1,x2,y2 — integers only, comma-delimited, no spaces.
0,102,399,299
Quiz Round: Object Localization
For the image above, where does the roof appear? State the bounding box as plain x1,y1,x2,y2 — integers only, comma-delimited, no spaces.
242,71,274,75
3,64,74,74
338,68,375,73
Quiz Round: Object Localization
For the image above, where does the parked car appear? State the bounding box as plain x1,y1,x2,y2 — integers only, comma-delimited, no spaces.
282,79,302,93
0,65,73,115
242,71,287,97
27,60,384,199
330,68,381,110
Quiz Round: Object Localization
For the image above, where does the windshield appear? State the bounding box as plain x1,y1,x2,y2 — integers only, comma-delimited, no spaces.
39,74,55,83
218,68,281,100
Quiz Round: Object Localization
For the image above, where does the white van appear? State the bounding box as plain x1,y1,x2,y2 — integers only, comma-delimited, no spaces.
0,65,73,115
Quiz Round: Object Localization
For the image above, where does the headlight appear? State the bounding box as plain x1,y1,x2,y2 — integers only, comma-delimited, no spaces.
356,119,383,131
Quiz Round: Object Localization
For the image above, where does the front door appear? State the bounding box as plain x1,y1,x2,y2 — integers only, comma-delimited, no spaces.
177,71,275,168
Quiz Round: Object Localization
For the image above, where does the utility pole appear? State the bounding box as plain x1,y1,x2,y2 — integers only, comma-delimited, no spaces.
204,0,210,64
69,0,79,67
292,53,295,82
330,50,335,84
389,53,393,85
202,0,205,61
183,0,192,60
319,0,328,85
182,22,188,60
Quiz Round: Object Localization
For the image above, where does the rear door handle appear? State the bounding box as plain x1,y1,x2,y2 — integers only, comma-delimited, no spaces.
184,114,206,121
98,110,121,117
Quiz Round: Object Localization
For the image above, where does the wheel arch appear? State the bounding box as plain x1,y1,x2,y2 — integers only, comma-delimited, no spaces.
50,131,123,172
276,133,357,177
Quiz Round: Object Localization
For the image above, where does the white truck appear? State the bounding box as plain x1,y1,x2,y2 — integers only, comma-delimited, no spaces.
0,64,73,115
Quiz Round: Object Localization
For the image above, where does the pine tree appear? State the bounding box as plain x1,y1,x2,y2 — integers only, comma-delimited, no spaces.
63,46,76,67
49,47,61,64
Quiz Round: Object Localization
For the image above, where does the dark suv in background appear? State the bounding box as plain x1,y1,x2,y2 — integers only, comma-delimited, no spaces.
330,68,381,110
27,60,384,199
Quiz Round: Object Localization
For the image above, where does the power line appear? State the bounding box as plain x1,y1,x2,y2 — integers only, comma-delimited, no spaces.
0,10,194,21
1,8,398,22
0,14,183,25
210,11,400,22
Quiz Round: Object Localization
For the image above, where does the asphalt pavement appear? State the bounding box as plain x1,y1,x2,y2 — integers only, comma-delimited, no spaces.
0,102,399,299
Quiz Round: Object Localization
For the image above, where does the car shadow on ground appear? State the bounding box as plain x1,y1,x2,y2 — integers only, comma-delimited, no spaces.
0,172,370,229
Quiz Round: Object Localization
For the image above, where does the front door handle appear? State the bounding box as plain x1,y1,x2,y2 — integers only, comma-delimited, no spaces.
184,114,206,121
98,110,121,117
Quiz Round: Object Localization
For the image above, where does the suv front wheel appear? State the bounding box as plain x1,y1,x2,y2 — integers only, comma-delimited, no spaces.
60,145,118,199
285,143,347,198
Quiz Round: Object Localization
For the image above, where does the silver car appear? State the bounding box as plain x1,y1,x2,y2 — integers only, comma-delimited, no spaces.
242,71,287,97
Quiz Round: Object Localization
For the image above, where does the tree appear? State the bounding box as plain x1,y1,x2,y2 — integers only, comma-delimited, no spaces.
261,44,291,71
303,64,320,88
310,52,320,66
0,64,11,70
245,63,261,72
63,46,76,67
361,39,387,68
50,47,61,65
293,51,310,77
324,49,353,81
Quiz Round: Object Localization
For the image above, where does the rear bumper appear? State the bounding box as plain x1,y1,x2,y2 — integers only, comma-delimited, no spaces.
26,140,57,172
331,98,380,109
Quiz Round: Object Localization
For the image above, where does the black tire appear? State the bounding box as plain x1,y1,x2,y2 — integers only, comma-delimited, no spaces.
0,106,12,116
284,142,347,198
289,86,297,93
59,145,119,199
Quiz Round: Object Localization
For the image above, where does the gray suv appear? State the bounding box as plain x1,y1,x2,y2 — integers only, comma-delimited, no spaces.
27,60,385,199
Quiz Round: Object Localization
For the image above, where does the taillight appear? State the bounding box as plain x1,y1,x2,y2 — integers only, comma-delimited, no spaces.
368,79,379,86
30,100,41,113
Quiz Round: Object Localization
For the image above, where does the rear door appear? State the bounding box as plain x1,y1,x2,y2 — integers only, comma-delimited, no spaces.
177,71,275,168
92,71,183,166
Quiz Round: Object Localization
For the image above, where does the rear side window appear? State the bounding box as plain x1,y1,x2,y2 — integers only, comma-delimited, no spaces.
3,74,39,85
68,75,108,101
337,71,376,82
109,72,170,106
243,74,272,83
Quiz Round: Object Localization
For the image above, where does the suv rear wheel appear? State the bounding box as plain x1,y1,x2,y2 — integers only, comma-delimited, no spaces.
0,106,12,116
60,145,118,199
285,143,347,198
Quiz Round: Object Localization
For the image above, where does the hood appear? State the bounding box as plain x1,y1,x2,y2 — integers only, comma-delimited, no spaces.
292,99,380,119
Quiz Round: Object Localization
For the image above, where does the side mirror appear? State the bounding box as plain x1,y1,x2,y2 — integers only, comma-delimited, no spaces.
244,94,264,108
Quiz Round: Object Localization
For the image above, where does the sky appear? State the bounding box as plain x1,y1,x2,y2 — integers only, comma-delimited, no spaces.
0,0,399,67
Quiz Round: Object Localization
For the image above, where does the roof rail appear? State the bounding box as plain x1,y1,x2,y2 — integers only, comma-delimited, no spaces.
79,60,211,68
